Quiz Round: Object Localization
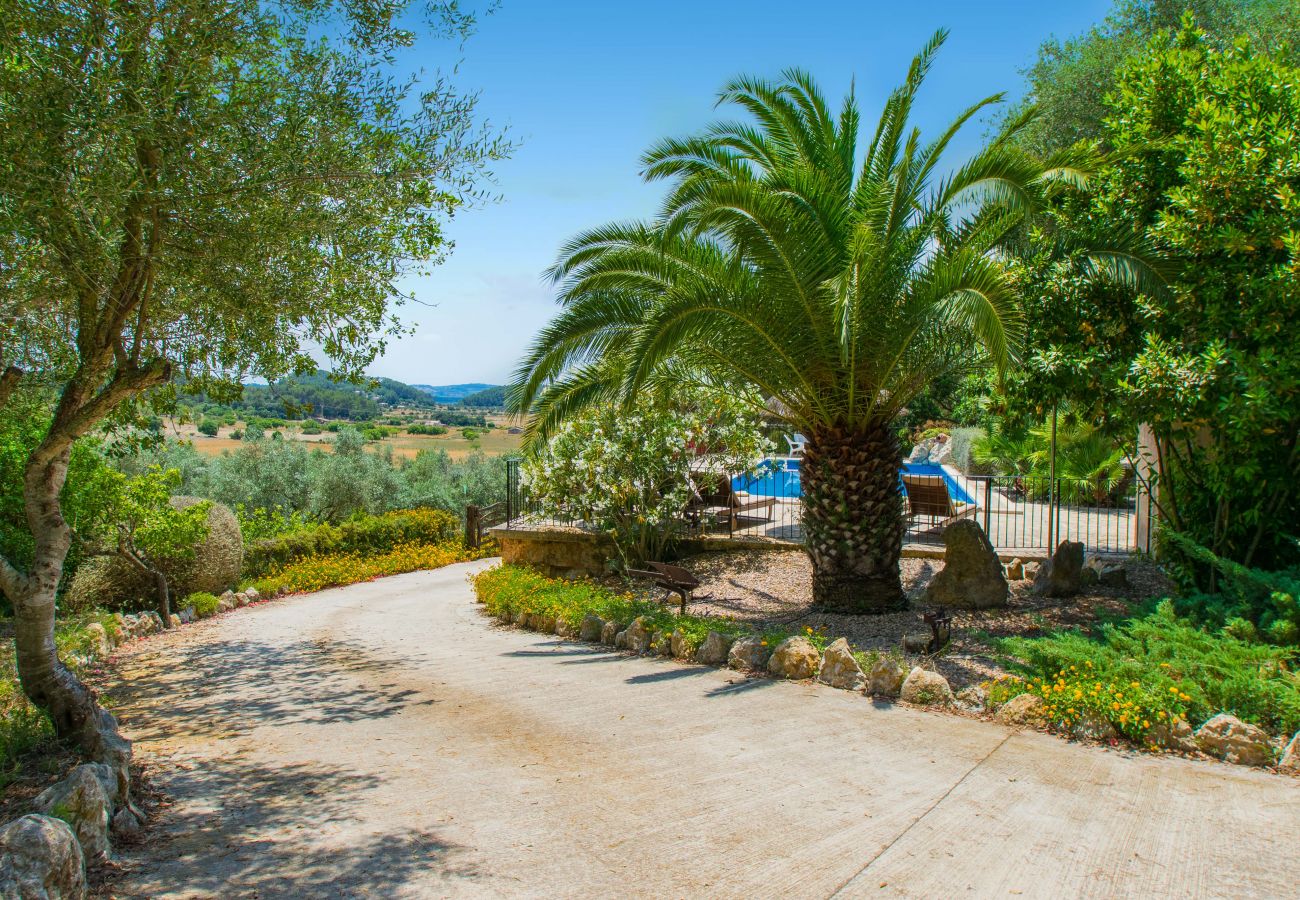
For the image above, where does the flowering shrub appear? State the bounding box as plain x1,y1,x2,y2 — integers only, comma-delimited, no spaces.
256,540,478,595
997,601,1300,737
244,508,461,578
521,388,772,565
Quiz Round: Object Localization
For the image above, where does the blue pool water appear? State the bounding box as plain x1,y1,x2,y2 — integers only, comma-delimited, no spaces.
731,458,973,504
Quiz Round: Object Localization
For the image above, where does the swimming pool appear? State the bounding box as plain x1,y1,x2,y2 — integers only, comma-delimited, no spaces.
731,458,973,504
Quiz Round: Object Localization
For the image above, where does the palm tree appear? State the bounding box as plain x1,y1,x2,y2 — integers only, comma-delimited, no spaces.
511,31,1108,612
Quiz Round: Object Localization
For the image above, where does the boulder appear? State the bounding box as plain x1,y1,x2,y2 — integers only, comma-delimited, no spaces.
63,498,243,612
669,630,691,660
900,667,952,706
768,637,820,680
1032,541,1086,598
694,632,734,666
624,617,653,653
243,586,261,603
817,639,865,691
955,684,988,712
1021,561,1040,581
533,614,557,634
168,615,181,629
178,607,196,625
233,592,249,608
554,618,577,639
995,692,1046,726
613,630,628,650
1144,717,1198,753
925,520,1008,609
83,624,112,660
217,590,238,613
1005,559,1024,581
1067,711,1118,742
1195,714,1273,766
867,656,907,697
1279,732,1300,773
110,807,143,841
33,765,113,860
929,439,952,465
600,621,620,645
1079,566,1100,588
579,614,605,643
906,442,930,464
0,815,87,900
651,630,674,657
727,636,771,671
1099,563,1129,589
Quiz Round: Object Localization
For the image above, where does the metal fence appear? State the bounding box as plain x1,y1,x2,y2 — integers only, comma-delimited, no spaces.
501,457,1151,556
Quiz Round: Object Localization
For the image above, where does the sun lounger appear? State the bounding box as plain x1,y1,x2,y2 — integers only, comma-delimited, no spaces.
902,473,978,531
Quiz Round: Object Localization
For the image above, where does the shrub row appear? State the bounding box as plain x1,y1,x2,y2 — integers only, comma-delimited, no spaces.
244,508,461,578
995,601,1300,737
253,540,478,596
471,564,828,660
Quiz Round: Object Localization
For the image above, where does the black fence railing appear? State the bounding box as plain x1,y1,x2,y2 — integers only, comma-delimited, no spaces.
502,457,1152,556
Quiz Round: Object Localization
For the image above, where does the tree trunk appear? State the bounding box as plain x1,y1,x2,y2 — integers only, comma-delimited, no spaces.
802,422,906,613
12,445,129,772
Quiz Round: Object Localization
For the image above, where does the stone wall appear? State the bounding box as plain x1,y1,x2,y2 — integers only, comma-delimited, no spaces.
491,527,618,579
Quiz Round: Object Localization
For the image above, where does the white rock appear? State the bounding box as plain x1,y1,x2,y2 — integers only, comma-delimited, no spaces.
867,656,907,697
817,639,865,690
1195,714,1273,766
694,632,734,666
900,667,953,706
955,684,988,712
33,765,113,860
1144,717,1197,753
243,586,261,603
768,636,820,680
0,815,86,900
624,617,652,653
727,636,771,671
579,614,605,642
1278,731,1300,772
995,692,1046,726
600,620,620,645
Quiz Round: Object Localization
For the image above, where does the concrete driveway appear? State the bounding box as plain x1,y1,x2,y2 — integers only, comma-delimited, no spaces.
108,559,1299,898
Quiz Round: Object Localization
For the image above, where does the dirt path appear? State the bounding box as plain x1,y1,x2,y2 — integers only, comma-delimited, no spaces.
106,560,1298,898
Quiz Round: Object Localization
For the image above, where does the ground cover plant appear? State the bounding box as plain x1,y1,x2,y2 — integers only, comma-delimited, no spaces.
255,541,482,597
244,509,462,579
472,563,830,660
993,601,1300,739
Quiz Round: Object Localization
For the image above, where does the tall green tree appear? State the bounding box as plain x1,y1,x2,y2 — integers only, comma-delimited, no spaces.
511,32,1116,612
1010,22,1300,576
0,0,507,759
1006,0,1300,155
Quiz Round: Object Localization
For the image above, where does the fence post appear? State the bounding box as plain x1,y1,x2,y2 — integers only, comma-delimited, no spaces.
465,504,480,549
981,477,991,537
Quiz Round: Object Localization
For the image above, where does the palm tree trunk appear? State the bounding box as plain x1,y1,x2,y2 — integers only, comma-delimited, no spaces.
802,422,906,613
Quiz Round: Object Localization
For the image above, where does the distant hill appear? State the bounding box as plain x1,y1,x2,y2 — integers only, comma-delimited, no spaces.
460,385,506,408
187,371,438,420
413,383,499,404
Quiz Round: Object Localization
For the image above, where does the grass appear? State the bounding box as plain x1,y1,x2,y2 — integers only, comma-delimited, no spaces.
179,418,523,461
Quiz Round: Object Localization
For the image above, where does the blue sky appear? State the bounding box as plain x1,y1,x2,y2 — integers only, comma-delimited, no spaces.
375,0,1112,386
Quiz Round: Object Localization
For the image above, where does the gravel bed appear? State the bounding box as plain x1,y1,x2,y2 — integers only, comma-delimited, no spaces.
623,549,1171,690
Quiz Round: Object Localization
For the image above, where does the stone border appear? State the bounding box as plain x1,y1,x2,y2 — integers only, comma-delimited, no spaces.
477,595,1300,777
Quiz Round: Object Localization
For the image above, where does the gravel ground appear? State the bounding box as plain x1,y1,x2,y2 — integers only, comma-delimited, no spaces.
624,549,1171,690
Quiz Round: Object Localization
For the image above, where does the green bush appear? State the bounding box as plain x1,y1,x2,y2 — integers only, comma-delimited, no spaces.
197,419,220,437
406,424,447,436
997,601,1300,737
187,591,221,618
243,508,461,578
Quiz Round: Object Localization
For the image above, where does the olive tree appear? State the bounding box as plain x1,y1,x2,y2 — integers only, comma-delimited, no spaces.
0,0,508,759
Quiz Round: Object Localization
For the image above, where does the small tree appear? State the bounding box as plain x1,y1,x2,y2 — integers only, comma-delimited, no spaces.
90,467,211,625
522,389,772,566
0,0,507,757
